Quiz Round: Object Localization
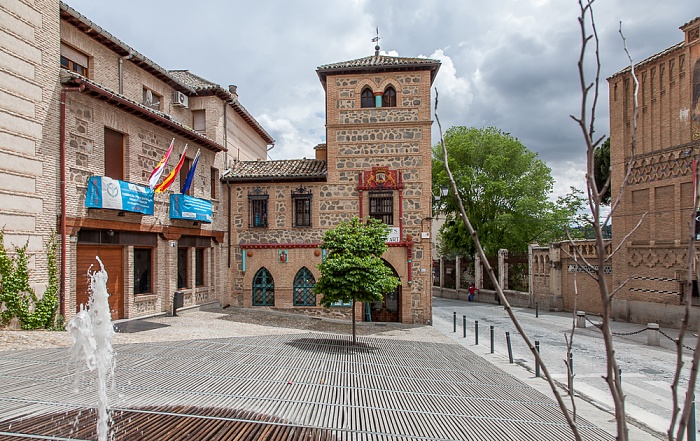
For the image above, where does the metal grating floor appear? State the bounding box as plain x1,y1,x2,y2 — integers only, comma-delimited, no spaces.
0,333,614,440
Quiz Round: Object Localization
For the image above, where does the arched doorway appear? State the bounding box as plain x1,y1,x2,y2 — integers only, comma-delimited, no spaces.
367,261,401,322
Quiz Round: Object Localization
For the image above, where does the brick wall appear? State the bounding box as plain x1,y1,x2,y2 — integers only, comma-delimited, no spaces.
607,18,700,318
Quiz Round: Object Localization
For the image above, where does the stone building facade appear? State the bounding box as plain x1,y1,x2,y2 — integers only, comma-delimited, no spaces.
607,17,700,327
223,51,440,324
1,1,273,322
0,0,61,298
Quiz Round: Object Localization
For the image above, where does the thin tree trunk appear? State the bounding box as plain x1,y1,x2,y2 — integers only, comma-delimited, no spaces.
352,297,356,345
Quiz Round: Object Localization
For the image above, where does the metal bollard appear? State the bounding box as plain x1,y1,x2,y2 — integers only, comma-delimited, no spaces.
453,312,456,333
568,352,574,396
536,302,539,318
535,341,540,378
647,323,660,346
506,332,513,363
688,393,696,441
490,325,494,354
475,321,479,345
576,311,586,328
463,315,466,338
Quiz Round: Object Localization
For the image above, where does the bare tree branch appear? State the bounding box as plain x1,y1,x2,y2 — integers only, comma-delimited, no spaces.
434,90,584,441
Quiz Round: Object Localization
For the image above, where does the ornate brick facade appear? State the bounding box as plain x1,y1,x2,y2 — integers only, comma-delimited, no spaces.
223,53,440,324
607,17,700,326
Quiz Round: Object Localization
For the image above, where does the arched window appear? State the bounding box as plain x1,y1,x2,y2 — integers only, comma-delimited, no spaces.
361,87,375,108
252,267,274,306
293,267,316,306
382,86,396,107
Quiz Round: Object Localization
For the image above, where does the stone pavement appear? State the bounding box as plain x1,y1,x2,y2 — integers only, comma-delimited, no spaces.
432,296,700,440
0,299,688,441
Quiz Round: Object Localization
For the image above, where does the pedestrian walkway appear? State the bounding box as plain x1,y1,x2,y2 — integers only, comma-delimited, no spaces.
432,296,699,440
1,327,616,440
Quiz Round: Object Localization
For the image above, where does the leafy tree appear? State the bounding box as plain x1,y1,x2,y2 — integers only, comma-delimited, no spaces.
314,217,400,344
593,137,611,205
433,126,584,258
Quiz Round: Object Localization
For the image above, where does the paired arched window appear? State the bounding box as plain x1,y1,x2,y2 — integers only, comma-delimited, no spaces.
252,267,274,306
293,267,316,306
361,88,375,108
382,86,396,107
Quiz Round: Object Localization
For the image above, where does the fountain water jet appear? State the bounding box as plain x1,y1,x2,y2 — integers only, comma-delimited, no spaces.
66,256,115,441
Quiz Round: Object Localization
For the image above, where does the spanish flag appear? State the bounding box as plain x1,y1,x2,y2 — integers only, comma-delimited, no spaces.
148,139,174,189
154,145,188,193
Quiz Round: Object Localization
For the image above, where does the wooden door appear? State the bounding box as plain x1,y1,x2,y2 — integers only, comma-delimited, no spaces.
369,285,401,322
76,246,124,320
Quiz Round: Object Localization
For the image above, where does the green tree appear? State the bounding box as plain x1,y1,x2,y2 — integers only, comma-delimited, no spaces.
314,217,400,344
593,137,611,205
432,126,584,258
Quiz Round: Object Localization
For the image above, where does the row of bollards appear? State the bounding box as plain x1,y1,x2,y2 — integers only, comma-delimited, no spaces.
450,310,696,439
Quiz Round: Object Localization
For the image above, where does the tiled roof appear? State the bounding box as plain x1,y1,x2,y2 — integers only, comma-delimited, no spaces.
318,54,440,70
62,71,226,153
317,54,441,86
222,159,327,182
608,42,684,79
169,70,219,91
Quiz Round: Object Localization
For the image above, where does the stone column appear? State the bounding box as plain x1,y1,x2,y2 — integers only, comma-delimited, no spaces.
498,249,508,290
474,253,482,289
455,255,462,292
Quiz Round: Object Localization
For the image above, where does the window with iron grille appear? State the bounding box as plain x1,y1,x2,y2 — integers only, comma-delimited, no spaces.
248,188,268,228
252,267,274,306
369,191,393,225
293,267,316,306
292,186,312,227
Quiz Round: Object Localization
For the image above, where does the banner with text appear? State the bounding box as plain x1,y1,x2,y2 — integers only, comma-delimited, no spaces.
85,176,154,215
169,194,212,223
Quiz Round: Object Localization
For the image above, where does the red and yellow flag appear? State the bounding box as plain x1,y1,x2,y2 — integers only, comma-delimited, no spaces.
154,145,188,193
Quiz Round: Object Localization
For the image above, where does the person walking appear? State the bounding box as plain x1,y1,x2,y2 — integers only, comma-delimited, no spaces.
468,282,478,302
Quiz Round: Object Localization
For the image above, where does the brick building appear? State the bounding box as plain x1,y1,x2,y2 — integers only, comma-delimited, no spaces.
607,17,700,326
222,49,440,324
1,1,273,321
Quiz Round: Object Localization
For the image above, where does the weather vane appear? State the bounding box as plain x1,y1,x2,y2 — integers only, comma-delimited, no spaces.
372,27,381,55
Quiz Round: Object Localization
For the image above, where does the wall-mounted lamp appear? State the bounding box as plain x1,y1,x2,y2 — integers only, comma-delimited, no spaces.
440,186,449,198
117,211,126,217
193,221,199,226
107,229,115,237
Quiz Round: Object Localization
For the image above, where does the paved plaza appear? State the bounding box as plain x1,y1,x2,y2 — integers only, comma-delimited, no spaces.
0,300,676,440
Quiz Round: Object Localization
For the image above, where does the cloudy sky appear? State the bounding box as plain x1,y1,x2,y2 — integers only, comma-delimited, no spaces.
64,0,697,200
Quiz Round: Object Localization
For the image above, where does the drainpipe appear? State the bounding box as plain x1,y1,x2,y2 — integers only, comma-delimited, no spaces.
60,85,84,317
118,51,134,95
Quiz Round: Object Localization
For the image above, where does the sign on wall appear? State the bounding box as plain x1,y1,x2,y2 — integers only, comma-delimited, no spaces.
85,176,154,215
387,226,401,243
170,194,212,223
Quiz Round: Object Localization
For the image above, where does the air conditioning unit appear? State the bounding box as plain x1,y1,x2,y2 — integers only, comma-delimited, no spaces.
172,91,189,108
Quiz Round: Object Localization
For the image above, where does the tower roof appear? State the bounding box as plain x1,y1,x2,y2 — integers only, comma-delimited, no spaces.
316,54,441,88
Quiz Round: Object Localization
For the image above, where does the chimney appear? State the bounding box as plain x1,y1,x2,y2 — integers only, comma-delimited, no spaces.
314,143,327,161
228,85,238,101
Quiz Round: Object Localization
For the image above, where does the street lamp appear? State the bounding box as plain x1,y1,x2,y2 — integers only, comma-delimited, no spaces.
440,186,448,198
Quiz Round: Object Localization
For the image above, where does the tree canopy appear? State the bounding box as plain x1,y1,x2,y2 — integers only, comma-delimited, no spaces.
314,217,400,307
593,137,611,205
433,126,584,257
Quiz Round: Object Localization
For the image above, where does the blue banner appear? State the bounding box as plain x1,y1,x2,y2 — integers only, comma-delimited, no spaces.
85,176,154,215
169,194,212,223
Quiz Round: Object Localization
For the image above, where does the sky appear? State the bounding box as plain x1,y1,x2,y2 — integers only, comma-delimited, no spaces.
63,0,698,201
